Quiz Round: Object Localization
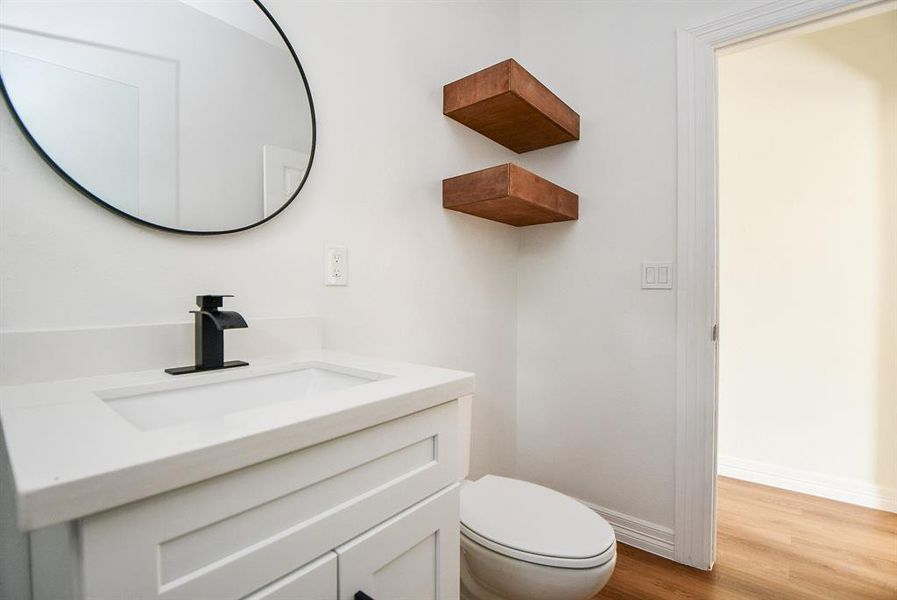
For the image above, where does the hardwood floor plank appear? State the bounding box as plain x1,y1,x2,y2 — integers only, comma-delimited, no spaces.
595,477,897,599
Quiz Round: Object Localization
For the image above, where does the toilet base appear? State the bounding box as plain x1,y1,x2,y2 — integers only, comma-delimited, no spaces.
460,534,616,600
460,556,504,600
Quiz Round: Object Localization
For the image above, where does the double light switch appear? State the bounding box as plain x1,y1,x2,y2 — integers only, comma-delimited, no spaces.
642,262,673,289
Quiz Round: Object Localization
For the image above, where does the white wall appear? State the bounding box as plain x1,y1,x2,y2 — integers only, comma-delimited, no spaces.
718,12,897,504
513,0,762,530
0,7,522,594
13,3,884,592
0,0,521,476
0,49,142,213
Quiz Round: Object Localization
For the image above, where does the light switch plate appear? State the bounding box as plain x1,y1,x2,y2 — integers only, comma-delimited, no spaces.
325,244,348,286
642,261,673,289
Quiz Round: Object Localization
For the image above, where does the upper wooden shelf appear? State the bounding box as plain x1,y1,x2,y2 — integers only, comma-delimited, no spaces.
443,59,580,154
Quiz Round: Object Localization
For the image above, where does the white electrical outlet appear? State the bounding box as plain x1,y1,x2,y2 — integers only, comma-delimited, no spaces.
325,245,348,286
642,261,673,289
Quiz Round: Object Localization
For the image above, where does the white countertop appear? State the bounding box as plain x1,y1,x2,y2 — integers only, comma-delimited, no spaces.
0,351,474,531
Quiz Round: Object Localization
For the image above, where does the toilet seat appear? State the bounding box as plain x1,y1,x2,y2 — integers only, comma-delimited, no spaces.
460,476,616,570
461,523,615,569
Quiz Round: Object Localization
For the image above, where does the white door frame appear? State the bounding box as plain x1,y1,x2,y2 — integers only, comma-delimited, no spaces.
673,0,885,570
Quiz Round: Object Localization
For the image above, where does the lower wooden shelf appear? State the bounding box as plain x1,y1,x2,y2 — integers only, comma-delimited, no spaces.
442,163,577,227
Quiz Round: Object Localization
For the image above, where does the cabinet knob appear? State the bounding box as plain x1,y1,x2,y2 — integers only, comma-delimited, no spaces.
355,593,375,600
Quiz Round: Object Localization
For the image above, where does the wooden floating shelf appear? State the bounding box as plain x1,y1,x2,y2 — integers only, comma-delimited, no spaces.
443,59,580,154
443,163,577,227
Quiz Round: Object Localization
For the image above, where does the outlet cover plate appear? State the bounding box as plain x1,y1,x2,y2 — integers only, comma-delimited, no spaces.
325,245,348,286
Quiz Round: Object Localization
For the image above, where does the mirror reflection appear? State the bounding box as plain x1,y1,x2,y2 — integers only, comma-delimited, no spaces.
0,0,314,233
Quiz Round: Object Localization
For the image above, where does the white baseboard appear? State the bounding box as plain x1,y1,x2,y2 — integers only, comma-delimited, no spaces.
718,455,897,513
579,500,675,560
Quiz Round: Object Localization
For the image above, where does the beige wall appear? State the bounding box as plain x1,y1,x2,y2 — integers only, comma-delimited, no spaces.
718,11,897,502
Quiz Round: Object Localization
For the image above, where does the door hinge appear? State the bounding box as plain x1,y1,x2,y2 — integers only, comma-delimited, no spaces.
711,323,719,342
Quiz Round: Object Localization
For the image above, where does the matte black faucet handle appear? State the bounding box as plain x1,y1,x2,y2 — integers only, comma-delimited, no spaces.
195,294,234,310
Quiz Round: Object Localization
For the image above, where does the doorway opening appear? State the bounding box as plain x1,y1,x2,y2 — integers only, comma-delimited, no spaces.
718,7,896,514
713,6,896,597
674,0,897,576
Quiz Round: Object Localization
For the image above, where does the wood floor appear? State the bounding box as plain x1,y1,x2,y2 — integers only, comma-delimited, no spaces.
595,477,897,599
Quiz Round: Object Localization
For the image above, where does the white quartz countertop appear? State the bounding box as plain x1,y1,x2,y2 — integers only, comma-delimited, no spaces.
0,351,474,531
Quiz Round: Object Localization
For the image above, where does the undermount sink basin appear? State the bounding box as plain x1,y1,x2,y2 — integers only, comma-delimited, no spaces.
99,364,383,431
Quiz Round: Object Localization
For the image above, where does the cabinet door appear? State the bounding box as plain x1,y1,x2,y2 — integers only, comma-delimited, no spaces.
242,552,337,600
336,485,460,600
76,402,460,599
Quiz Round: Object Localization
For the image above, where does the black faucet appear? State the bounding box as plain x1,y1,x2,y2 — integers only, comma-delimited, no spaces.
165,295,249,375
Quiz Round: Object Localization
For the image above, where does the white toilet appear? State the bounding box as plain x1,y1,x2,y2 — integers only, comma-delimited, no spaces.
459,476,616,600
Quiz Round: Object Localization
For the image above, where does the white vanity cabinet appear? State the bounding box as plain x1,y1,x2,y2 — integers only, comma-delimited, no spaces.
29,399,468,600
336,485,459,600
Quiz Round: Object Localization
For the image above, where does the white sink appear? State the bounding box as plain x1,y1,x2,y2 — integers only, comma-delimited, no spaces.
99,364,382,431
0,350,474,530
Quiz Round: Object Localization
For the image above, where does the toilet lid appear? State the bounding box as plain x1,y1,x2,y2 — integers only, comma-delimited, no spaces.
460,476,616,569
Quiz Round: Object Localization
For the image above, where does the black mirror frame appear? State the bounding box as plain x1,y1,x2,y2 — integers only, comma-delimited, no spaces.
0,0,316,236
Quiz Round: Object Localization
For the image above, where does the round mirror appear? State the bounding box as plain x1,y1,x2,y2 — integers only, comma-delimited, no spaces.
0,0,315,234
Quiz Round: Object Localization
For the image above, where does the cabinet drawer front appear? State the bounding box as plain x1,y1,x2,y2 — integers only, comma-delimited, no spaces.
79,402,460,600
336,484,460,600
